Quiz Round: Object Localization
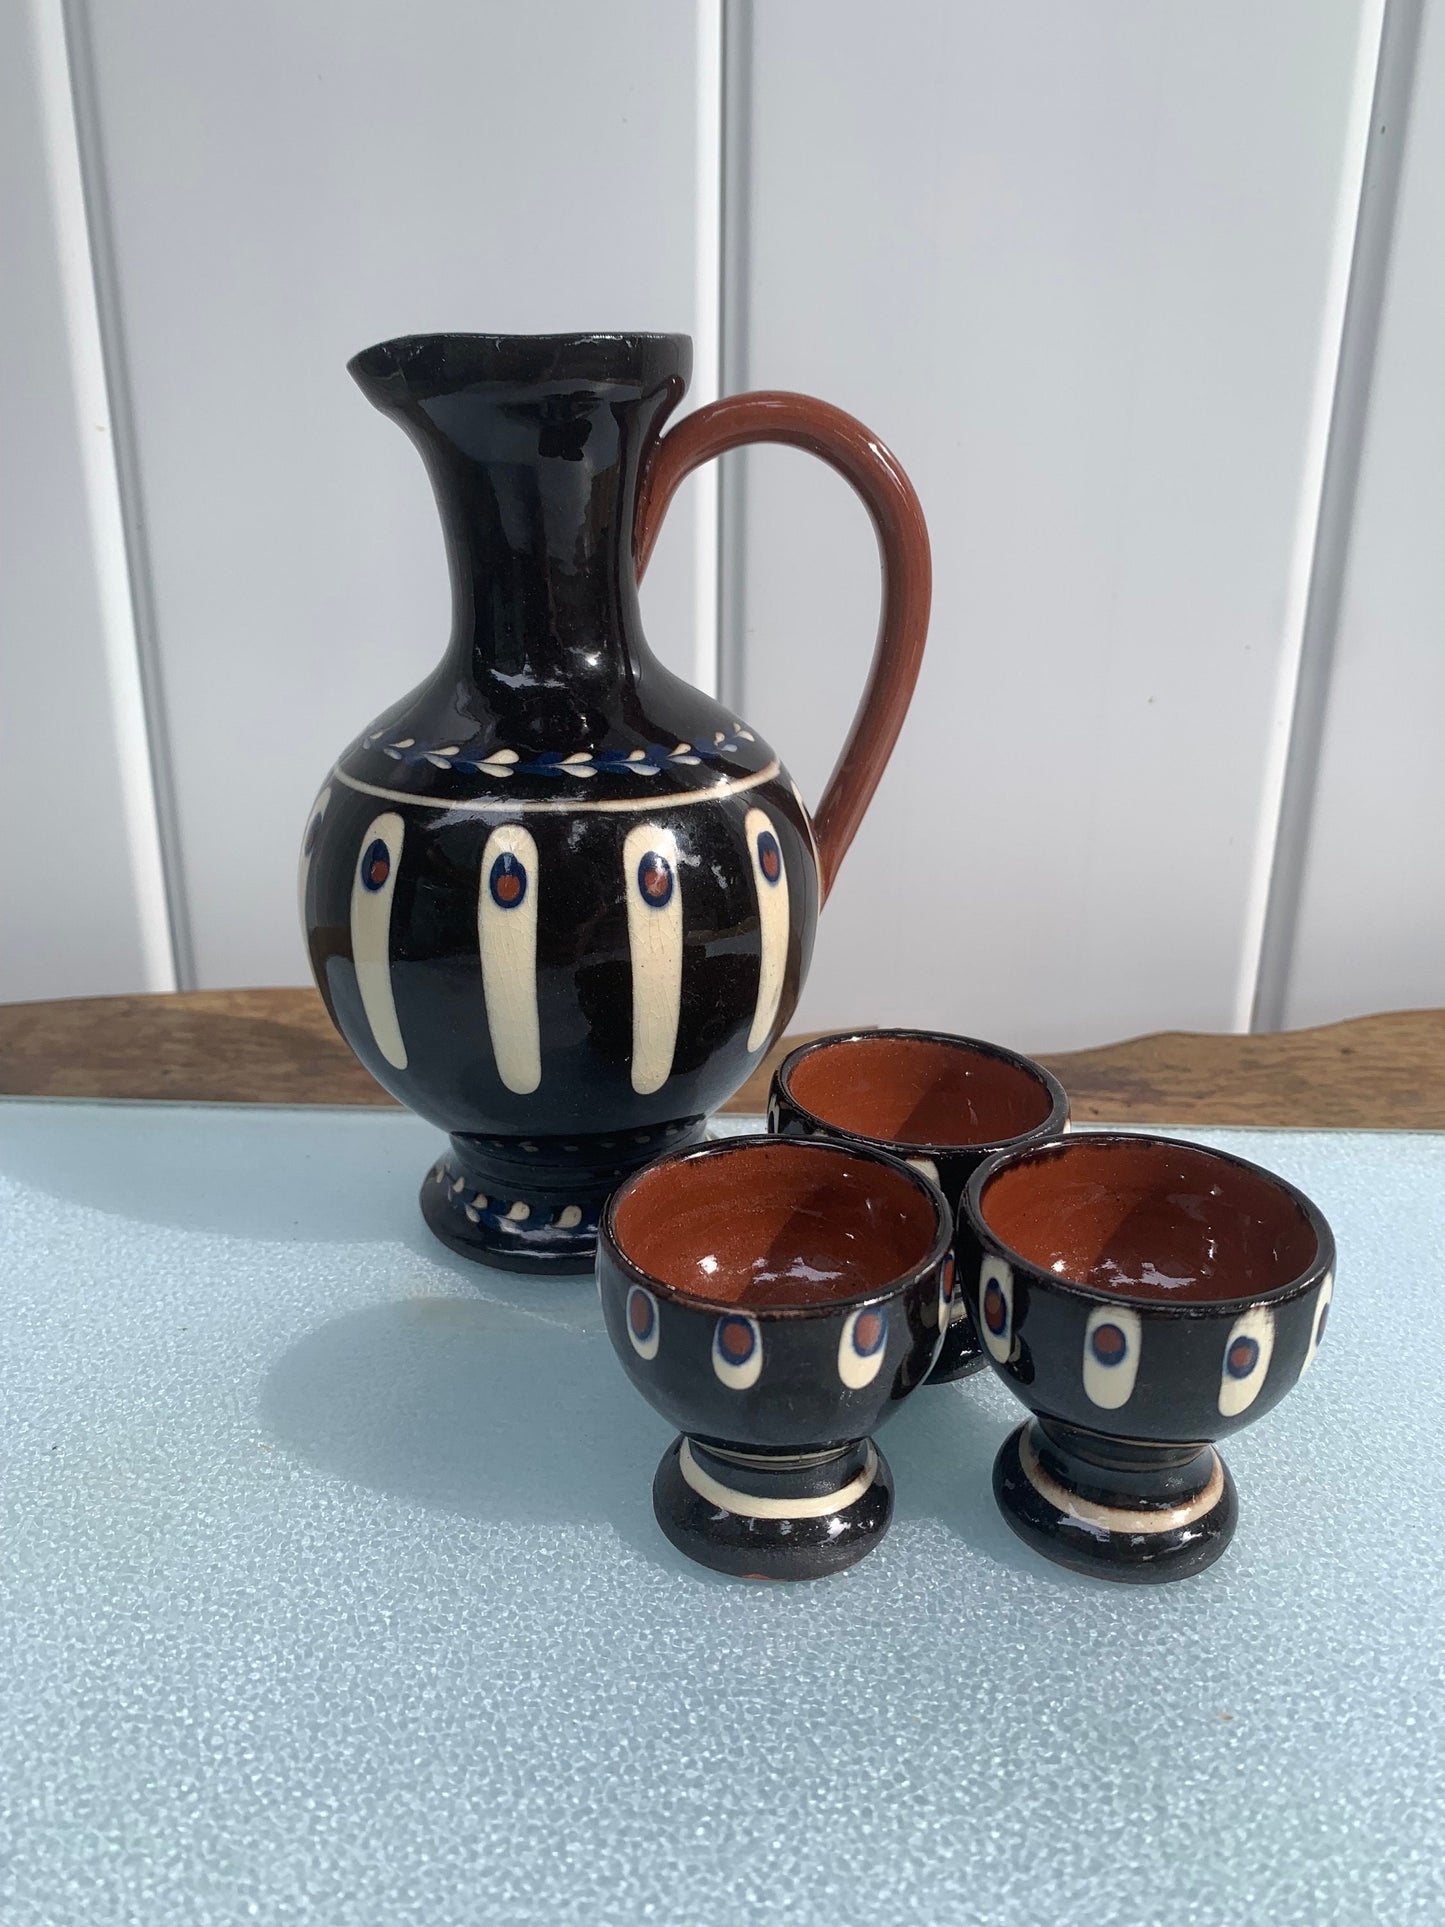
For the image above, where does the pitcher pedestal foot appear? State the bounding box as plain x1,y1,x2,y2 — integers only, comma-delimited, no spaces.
653,1435,894,1581
421,1162,600,1273
421,1122,707,1274
993,1421,1237,1584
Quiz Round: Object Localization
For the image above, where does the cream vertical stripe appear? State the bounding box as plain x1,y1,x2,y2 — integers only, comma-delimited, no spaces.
624,821,683,1095
478,822,541,1095
350,811,407,1070
745,806,789,1052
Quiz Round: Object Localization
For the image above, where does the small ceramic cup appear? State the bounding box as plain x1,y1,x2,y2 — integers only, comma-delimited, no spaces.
769,1029,1069,1383
960,1131,1336,1584
598,1134,952,1580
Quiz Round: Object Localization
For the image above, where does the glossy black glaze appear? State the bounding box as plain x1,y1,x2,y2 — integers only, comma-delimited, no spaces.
993,1425,1238,1584
300,335,818,1270
653,1437,894,1582
769,1030,1068,1382
598,1135,951,1579
961,1132,1336,1584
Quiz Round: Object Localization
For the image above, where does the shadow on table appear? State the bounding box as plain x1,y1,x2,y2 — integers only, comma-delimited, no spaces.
0,1097,434,1243
259,1293,697,1574
2,1100,1092,1584
0,1098,1086,1583
882,1381,1093,1586
0,1097,613,1336
260,1292,1081,1586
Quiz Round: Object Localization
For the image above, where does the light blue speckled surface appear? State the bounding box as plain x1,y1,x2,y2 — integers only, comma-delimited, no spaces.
2,1100,1442,1926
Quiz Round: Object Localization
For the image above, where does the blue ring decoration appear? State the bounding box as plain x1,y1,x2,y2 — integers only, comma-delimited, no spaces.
637,851,675,909
372,724,752,776
449,1179,598,1236
360,837,391,893
488,850,528,911
1225,1335,1261,1379
849,1307,888,1357
626,1285,657,1344
982,1280,1008,1336
715,1315,756,1364
1090,1322,1129,1367
755,829,783,886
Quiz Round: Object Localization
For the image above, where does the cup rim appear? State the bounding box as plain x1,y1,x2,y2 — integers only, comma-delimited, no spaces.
774,1027,1070,1159
601,1131,952,1318
962,1129,1335,1318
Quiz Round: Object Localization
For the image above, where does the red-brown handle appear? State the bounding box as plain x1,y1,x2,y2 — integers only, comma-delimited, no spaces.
634,391,931,900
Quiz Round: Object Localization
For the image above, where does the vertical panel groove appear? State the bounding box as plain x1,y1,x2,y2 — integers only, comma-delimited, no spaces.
690,0,724,699
716,0,754,719
54,0,196,987
1244,0,1422,1033
26,0,177,992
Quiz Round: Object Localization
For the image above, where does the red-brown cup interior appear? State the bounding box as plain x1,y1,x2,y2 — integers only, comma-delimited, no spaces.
611,1139,940,1309
977,1137,1320,1304
785,1033,1056,1149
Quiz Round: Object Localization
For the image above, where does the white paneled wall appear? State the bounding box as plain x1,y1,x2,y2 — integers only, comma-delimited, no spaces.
3,0,1440,1045
76,0,716,989
2,0,171,998
731,0,1382,1048
1281,0,1445,1028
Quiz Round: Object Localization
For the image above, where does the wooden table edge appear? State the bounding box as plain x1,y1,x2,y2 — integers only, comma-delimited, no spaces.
0,990,1438,1132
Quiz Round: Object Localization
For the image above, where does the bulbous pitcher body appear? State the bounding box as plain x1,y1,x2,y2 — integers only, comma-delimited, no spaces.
302,333,929,1271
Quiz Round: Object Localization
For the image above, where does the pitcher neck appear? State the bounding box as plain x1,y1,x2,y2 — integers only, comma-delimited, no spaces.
348,334,692,715
426,398,650,691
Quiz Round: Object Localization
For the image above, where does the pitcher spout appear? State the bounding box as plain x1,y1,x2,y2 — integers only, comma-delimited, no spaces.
347,330,692,406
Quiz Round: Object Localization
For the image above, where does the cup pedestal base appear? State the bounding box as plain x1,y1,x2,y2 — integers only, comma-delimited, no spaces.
653,1435,893,1581
994,1420,1237,1584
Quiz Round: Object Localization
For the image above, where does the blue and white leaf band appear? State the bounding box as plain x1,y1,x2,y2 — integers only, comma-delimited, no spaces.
363,725,756,780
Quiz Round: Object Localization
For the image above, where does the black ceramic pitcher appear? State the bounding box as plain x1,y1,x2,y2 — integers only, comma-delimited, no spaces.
300,333,930,1273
